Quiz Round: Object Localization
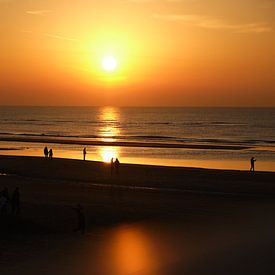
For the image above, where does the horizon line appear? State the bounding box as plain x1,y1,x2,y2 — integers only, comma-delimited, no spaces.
1,105,275,108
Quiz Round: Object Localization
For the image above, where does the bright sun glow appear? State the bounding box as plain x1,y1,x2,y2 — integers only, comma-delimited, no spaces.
102,55,118,72
101,147,118,163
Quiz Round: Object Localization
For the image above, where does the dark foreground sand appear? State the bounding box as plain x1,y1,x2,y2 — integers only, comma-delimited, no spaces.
0,155,275,275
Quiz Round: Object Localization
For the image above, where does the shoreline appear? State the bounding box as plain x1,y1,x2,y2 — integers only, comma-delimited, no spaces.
0,147,275,172
1,145,275,172
0,135,250,150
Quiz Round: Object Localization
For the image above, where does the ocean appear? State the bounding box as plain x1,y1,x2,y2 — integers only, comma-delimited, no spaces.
0,106,275,171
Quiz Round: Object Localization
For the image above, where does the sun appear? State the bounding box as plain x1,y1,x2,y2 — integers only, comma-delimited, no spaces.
102,55,118,72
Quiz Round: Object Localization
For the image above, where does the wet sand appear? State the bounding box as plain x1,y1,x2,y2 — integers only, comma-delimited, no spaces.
0,155,275,275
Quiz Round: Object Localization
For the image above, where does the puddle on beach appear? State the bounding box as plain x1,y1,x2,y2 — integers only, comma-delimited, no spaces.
52,223,189,275
1,215,275,275
90,224,184,275
50,218,275,275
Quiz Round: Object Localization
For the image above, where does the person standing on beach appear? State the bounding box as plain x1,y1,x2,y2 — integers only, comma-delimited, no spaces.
83,147,87,161
114,158,120,175
73,204,86,234
110,157,114,175
250,157,256,172
49,149,53,160
44,146,48,158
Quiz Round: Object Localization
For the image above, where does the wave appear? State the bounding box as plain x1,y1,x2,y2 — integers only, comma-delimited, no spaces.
208,121,247,126
0,132,274,146
0,119,111,126
0,134,250,150
130,135,175,140
179,122,248,127
145,122,173,125
0,119,249,127
0,121,56,126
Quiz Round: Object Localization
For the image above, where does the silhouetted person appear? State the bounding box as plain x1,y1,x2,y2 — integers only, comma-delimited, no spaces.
44,146,48,158
73,204,85,234
49,149,53,160
83,147,87,161
11,187,20,215
250,157,256,172
114,158,120,175
110,157,114,175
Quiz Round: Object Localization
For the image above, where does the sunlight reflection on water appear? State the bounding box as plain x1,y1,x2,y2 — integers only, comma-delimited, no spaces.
99,106,121,143
98,107,120,162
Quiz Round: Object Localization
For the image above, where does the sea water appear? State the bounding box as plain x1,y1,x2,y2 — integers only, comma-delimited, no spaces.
0,106,275,171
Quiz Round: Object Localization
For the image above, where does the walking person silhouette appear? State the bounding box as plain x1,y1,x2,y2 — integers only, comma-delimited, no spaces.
110,157,114,175
49,149,53,160
83,147,87,161
44,146,48,158
114,158,120,175
250,157,256,172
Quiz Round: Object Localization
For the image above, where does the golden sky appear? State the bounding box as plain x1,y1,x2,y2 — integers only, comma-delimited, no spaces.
1,0,275,106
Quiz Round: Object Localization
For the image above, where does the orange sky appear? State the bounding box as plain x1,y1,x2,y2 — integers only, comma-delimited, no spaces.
1,0,275,106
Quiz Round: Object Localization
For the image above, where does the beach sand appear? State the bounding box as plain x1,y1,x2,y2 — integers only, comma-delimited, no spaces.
0,155,275,275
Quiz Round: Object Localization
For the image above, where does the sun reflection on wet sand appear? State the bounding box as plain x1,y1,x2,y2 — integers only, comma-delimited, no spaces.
1,146,275,171
110,227,156,275
100,146,120,163
97,225,164,275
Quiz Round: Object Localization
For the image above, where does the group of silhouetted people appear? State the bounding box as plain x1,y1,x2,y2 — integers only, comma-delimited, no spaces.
44,146,53,159
44,146,88,161
44,144,257,177
43,146,122,175
0,187,20,216
82,147,121,176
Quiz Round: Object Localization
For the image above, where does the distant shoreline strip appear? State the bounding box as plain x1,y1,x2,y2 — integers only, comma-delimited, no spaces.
0,136,250,150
